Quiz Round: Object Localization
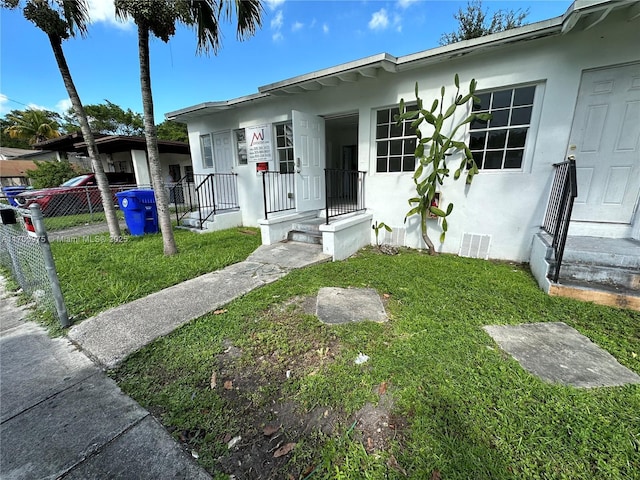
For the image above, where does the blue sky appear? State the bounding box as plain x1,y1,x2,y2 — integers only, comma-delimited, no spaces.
1,0,572,124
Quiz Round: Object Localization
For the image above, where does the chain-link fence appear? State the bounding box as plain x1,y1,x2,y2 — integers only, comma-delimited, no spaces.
10,184,145,232
0,201,68,326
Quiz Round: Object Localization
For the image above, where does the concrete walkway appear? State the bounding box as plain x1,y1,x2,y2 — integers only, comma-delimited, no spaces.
0,241,330,479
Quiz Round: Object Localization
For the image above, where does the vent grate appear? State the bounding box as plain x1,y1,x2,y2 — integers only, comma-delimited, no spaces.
459,233,491,259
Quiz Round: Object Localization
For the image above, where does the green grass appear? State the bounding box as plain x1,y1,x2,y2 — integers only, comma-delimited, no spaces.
50,227,261,328
113,248,640,479
44,210,126,231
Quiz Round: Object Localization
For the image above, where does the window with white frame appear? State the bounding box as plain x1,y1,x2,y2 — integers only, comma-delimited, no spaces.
375,105,417,173
469,85,536,170
234,129,247,165
200,133,213,168
275,122,294,173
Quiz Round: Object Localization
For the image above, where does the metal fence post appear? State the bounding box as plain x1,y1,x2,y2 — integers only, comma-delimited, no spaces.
30,203,70,328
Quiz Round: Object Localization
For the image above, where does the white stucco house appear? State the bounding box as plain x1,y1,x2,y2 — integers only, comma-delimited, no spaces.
167,0,640,308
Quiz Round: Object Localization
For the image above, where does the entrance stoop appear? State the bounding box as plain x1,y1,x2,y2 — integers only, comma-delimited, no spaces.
530,233,640,311
288,218,325,245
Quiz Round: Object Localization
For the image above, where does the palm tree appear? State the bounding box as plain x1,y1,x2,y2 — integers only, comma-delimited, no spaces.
4,108,62,145
2,0,122,241
115,0,263,256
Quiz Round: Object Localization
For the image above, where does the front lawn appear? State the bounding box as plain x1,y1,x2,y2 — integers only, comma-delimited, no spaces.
51,227,261,326
112,248,640,479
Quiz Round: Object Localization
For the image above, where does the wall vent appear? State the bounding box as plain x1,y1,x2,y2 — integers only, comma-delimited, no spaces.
382,227,406,246
459,233,491,259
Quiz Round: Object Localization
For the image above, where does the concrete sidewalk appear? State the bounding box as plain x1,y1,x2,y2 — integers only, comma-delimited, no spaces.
0,241,330,479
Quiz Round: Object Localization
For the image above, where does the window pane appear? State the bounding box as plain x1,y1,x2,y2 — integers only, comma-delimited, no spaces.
473,93,490,111
484,151,503,169
471,116,488,130
489,109,509,128
402,156,415,172
376,125,389,139
276,124,284,136
390,107,400,121
487,130,507,149
389,157,401,172
504,150,524,169
390,122,402,138
390,139,402,155
277,136,285,148
284,125,293,146
376,157,388,172
510,106,533,126
470,131,486,150
513,86,535,106
403,119,416,136
377,141,388,156
287,149,294,161
404,138,416,155
492,90,512,109
201,135,213,168
278,150,288,162
472,151,484,169
507,128,528,148
377,109,389,125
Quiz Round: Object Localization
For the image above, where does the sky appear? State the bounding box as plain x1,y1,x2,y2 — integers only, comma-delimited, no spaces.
0,0,572,124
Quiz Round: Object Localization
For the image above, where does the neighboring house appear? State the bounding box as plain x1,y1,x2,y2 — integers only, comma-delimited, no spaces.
0,146,60,162
167,0,640,308
0,159,38,186
33,133,192,186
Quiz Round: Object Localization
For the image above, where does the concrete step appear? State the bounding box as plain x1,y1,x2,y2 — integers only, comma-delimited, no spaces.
181,217,202,228
287,230,322,245
291,217,325,233
549,280,640,311
560,236,640,269
559,263,640,291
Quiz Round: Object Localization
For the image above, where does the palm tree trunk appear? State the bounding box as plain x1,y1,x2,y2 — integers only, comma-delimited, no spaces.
137,25,177,256
48,34,122,241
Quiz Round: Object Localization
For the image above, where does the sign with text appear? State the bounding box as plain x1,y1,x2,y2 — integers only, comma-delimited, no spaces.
246,124,273,163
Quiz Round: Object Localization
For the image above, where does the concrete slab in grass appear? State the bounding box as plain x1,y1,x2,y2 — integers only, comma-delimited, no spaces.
483,322,640,388
316,287,387,325
61,416,211,480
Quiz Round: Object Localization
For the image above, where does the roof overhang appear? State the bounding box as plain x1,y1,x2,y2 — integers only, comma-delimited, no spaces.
74,136,190,155
166,0,637,122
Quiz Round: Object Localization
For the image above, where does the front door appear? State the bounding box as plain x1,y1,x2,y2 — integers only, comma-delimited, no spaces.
293,110,325,212
213,132,234,173
569,62,640,223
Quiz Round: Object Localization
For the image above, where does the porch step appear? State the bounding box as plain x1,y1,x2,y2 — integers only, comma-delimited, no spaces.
549,280,640,311
558,263,640,291
288,218,325,245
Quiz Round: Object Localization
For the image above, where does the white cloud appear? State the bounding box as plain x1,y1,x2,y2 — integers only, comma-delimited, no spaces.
398,0,419,9
322,23,329,34
369,9,389,31
272,31,283,42
292,21,303,32
270,10,283,30
0,93,8,115
26,103,49,111
87,0,132,29
394,13,403,32
265,0,286,10
56,98,73,113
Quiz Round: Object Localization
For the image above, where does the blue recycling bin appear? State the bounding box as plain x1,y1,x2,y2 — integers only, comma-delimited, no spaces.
2,186,28,207
115,189,158,236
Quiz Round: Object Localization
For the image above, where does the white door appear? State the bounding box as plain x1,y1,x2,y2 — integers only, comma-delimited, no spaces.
213,132,234,173
293,110,325,212
569,63,640,223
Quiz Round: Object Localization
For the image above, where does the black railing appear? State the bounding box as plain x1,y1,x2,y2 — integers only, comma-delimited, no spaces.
324,169,366,224
262,171,295,219
172,173,239,228
542,158,578,283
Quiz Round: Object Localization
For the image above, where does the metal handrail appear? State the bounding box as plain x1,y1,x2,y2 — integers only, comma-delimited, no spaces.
542,158,578,283
261,171,295,219
324,169,366,224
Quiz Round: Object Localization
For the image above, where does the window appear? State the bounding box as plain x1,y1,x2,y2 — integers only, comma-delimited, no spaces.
200,134,213,168
375,105,417,173
234,129,247,165
469,85,536,170
275,122,294,173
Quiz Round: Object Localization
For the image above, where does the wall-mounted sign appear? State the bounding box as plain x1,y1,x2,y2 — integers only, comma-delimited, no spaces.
246,124,273,163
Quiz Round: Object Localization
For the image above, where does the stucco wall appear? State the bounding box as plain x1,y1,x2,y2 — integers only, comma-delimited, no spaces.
185,11,639,261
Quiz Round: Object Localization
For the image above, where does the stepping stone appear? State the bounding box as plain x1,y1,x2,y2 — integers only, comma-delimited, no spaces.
316,287,387,325
483,322,640,388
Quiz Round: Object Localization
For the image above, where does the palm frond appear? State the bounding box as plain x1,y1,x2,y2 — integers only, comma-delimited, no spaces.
60,0,90,37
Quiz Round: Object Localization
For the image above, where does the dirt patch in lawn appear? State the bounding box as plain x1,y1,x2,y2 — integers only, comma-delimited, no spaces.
177,297,408,479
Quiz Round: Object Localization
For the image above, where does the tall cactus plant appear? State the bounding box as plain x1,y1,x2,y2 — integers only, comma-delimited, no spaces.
397,75,491,255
